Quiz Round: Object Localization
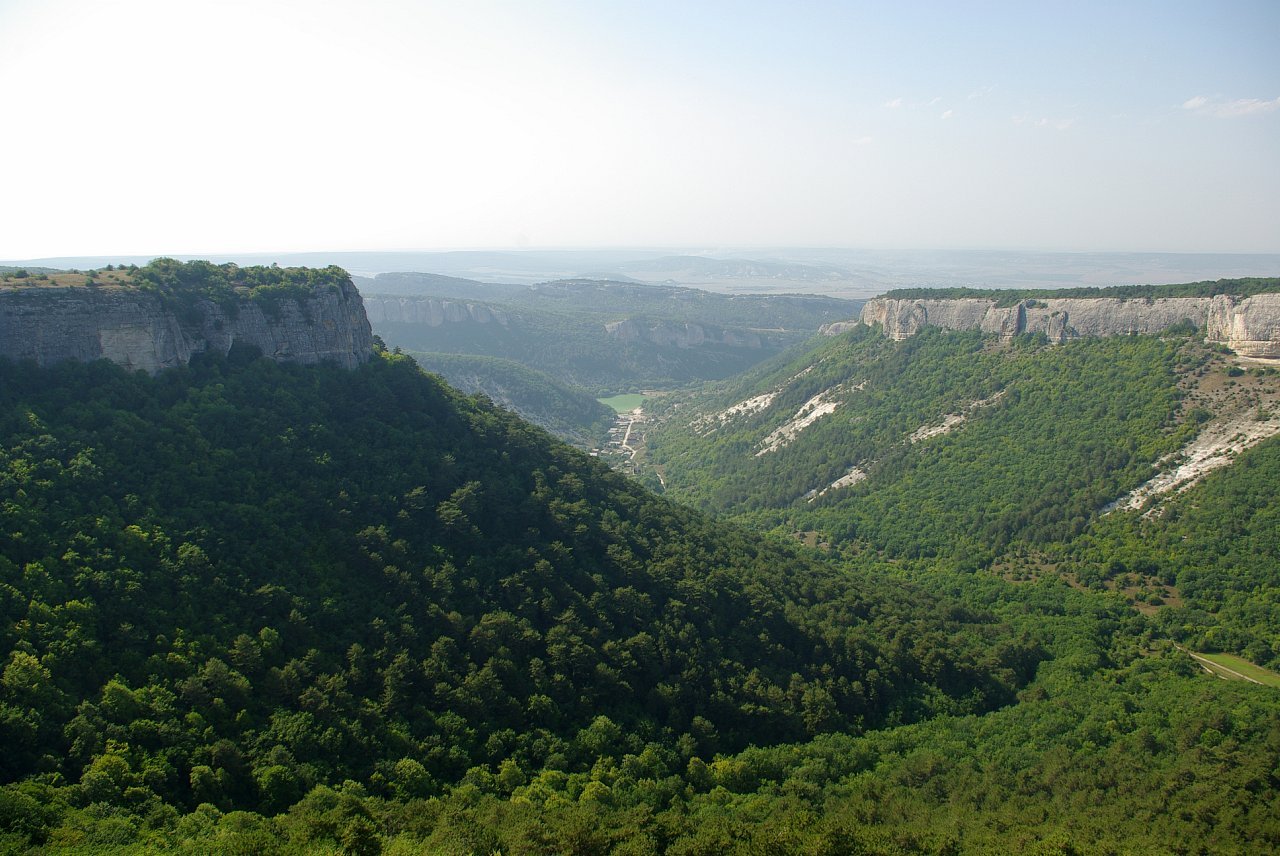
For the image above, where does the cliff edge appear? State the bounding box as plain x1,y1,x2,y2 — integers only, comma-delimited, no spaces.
0,261,373,372
850,293,1280,357
363,295,509,327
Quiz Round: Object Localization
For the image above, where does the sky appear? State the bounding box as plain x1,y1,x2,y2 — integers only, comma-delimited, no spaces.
0,0,1277,259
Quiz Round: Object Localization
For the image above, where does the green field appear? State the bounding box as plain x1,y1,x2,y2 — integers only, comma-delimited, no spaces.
599,392,646,413
1193,651,1280,687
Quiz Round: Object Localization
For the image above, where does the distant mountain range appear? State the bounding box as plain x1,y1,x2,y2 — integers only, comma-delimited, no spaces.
10,249,1277,299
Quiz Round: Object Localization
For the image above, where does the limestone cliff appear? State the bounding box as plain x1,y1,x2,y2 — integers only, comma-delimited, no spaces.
1204,295,1280,357
362,296,509,327
0,279,373,373
851,294,1280,357
604,318,763,349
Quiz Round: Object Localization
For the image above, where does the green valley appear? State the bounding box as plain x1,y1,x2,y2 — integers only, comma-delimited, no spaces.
360,276,860,446
0,265,1277,854
0,329,1053,853
6,0,1278,848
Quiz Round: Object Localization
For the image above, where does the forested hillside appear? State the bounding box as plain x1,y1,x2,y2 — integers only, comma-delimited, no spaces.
404,351,615,446
0,349,1042,851
646,326,1196,556
641,312,1280,683
0,272,1277,853
1069,435,1280,669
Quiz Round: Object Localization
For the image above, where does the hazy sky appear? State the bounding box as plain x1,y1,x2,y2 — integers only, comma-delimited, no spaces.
1,0,1277,259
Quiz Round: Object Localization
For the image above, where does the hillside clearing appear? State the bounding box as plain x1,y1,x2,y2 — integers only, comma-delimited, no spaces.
1185,650,1280,687
599,393,646,413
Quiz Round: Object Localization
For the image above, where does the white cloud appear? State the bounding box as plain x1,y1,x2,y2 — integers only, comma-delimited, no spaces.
1183,95,1280,118
851,135,874,146
884,97,903,109
1034,117,1074,131
968,85,995,100
940,109,954,120
927,96,941,106
1215,97,1280,117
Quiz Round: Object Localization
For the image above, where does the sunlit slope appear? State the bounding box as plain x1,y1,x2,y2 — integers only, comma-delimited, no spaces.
1073,433,1280,669
645,326,1212,556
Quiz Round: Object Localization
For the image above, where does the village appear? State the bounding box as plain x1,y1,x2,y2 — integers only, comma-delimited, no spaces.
600,404,646,475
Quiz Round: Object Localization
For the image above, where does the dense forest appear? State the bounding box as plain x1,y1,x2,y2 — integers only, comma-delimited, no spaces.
0,349,1053,852
643,320,1280,675
1067,435,1280,670
646,327,1193,553
402,351,615,447
1,265,1277,853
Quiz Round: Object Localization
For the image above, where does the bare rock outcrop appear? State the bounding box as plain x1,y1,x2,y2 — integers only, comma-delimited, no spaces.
851,293,1280,356
1205,294,1280,357
0,280,372,373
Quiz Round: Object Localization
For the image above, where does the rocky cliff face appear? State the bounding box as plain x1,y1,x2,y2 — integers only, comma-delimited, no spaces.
1204,295,1280,357
362,296,509,327
0,280,373,372
852,294,1280,357
603,318,763,349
